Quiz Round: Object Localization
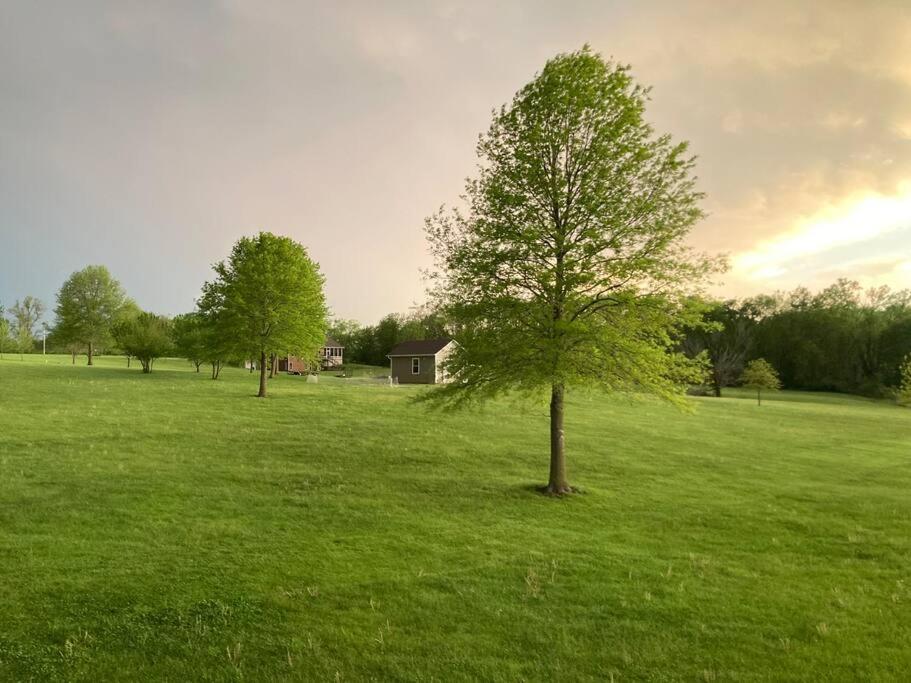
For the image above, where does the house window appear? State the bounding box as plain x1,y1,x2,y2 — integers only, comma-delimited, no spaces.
412,357,420,374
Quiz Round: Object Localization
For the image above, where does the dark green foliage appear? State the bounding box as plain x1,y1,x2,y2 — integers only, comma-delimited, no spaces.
328,309,450,366
682,301,754,396
898,354,911,405
171,313,207,372
746,280,911,395
112,311,173,373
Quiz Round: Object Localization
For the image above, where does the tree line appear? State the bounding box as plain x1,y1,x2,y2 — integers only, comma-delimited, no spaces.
2,232,328,397
327,308,449,367
683,278,911,398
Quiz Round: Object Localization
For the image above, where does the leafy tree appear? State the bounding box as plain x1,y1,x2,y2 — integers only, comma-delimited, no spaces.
683,301,753,397
740,359,781,406
898,354,911,406
200,232,327,397
111,301,142,367
0,303,9,359
54,266,128,365
424,47,715,494
10,296,45,357
172,313,207,372
115,311,173,373
195,283,236,380
749,281,911,395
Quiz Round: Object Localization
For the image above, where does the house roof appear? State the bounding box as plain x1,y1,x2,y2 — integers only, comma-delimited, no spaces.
387,337,454,357
324,337,343,348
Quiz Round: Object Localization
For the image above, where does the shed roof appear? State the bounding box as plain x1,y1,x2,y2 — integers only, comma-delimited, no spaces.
387,337,454,357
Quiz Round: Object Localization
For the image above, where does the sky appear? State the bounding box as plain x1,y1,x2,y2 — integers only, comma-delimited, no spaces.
2,0,910,324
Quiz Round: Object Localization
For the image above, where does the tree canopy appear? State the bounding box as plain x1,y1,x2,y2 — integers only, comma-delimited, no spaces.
172,313,207,373
54,265,129,365
425,47,715,494
740,358,782,406
199,232,327,397
9,296,45,355
898,355,911,406
682,301,754,397
114,311,173,373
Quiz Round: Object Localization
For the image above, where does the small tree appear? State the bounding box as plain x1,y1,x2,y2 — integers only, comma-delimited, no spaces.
740,359,782,406
10,296,45,358
0,303,9,359
172,313,206,372
425,47,715,494
898,354,911,406
117,312,173,373
200,232,327,397
111,301,141,367
54,266,128,365
683,301,753,397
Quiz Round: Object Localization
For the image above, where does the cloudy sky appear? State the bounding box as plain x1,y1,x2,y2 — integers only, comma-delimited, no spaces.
2,1,910,323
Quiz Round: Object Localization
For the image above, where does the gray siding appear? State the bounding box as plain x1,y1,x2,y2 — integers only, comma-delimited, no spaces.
390,355,437,384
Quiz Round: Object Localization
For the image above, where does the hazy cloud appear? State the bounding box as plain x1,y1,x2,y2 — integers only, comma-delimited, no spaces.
2,0,910,322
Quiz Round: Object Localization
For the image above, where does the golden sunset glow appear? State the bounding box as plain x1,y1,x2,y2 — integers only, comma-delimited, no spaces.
733,185,911,282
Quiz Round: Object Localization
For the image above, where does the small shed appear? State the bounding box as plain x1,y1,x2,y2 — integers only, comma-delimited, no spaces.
387,337,456,384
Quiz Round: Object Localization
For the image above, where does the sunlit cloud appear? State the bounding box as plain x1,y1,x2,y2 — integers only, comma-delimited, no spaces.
733,185,911,281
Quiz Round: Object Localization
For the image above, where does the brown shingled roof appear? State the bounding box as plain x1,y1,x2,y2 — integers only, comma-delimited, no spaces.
387,337,454,357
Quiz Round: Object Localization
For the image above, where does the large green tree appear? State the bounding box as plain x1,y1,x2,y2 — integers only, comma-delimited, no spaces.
200,232,327,397
425,47,714,494
54,266,129,365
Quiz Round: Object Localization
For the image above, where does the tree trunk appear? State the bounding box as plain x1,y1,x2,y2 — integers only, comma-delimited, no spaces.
87,341,94,366
258,350,268,397
757,389,761,406
269,353,277,379
249,357,254,373
127,355,131,368
195,361,201,373
545,383,571,494
71,351,76,364
713,383,722,398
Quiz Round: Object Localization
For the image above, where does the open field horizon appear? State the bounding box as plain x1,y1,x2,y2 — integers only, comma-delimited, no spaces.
1,355,909,680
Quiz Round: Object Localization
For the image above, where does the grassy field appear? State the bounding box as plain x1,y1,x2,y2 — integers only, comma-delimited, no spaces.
0,354,909,681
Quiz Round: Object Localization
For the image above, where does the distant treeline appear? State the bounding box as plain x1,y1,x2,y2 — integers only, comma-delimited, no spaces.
684,278,911,397
328,308,449,367
6,274,910,399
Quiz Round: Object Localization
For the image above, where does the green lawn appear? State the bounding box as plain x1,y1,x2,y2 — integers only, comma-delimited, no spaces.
0,355,909,681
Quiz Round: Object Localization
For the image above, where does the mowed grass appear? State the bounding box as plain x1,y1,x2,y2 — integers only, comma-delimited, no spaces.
0,355,909,681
